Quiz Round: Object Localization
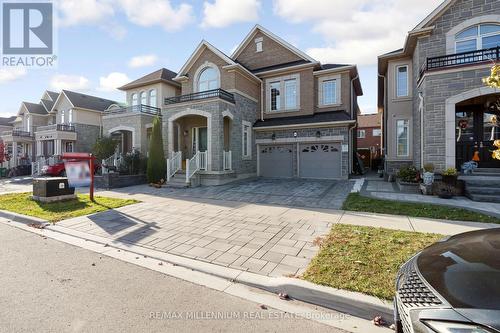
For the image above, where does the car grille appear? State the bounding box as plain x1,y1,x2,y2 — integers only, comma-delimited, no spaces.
396,259,442,333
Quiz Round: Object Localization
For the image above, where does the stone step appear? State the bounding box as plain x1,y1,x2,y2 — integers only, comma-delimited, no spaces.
460,176,500,187
474,168,500,173
470,171,500,177
466,186,500,196
466,193,500,203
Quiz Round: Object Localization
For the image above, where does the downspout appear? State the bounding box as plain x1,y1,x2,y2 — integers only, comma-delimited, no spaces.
378,73,386,171
260,79,264,121
350,74,359,174
419,91,424,169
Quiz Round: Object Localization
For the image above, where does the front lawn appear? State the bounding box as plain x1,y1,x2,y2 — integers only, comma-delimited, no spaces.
302,224,442,300
0,192,138,223
343,193,500,224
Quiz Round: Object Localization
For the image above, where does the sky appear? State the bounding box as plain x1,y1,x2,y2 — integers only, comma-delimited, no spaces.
0,0,444,118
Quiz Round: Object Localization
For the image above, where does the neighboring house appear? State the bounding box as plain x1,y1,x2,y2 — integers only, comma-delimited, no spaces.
357,113,382,168
102,68,180,155
161,25,362,185
0,90,59,167
0,116,15,135
35,90,117,158
378,0,500,175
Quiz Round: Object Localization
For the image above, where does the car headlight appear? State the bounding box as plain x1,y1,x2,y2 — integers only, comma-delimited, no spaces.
41,166,49,171
423,320,493,333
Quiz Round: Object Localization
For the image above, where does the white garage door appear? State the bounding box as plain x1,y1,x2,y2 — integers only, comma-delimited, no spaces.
259,145,293,178
299,143,341,179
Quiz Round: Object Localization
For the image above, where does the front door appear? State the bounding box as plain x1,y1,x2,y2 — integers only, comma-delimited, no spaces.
456,105,500,168
191,127,208,156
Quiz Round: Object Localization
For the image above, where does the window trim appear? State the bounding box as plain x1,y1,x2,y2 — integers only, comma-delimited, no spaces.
242,120,252,160
372,128,382,137
318,74,341,107
131,93,138,106
357,129,366,139
396,118,410,157
148,89,157,107
255,37,263,53
140,91,147,105
395,65,409,98
194,62,221,93
265,74,300,113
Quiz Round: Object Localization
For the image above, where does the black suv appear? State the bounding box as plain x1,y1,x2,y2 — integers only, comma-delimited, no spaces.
394,228,500,333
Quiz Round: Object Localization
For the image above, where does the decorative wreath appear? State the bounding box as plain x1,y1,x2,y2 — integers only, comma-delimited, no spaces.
458,119,468,129
491,115,499,126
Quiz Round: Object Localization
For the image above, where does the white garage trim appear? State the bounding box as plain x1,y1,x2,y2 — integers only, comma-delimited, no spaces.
256,135,344,144
108,126,136,148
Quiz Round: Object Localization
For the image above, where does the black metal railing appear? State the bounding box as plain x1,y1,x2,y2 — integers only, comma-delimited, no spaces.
11,129,32,137
419,46,500,80
57,124,75,132
164,88,235,105
104,104,161,116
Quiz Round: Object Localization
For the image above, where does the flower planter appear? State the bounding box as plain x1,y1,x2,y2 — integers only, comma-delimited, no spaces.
442,175,457,185
396,180,420,193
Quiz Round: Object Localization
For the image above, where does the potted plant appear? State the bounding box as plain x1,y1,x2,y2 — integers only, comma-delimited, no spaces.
396,166,420,193
435,182,454,199
442,167,458,185
422,163,435,186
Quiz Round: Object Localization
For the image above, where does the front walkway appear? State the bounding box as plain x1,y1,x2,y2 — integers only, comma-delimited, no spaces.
54,184,498,278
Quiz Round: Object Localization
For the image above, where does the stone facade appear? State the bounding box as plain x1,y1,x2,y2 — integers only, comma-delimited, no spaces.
102,113,156,154
73,123,101,153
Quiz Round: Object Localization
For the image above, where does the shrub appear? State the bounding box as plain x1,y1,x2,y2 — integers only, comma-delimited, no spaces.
118,149,145,175
92,136,117,161
397,166,419,183
443,167,458,176
423,163,434,173
146,116,166,183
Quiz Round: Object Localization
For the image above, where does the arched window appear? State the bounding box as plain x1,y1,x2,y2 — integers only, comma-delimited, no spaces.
131,93,138,106
197,67,219,92
149,89,157,107
456,24,500,53
140,91,147,105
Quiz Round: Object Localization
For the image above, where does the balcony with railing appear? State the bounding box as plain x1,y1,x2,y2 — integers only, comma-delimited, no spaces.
36,124,76,132
419,46,500,81
164,88,235,105
1,128,33,138
104,104,161,116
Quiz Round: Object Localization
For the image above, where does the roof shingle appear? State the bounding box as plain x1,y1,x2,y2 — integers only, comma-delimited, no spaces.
62,90,117,111
119,68,179,90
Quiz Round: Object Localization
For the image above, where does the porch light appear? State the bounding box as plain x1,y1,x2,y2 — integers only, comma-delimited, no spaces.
271,133,276,141
316,131,321,138
293,131,298,138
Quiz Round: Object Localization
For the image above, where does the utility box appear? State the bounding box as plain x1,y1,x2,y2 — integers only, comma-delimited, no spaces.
32,177,76,203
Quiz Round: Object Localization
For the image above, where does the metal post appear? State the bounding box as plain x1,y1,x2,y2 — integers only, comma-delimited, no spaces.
89,154,94,202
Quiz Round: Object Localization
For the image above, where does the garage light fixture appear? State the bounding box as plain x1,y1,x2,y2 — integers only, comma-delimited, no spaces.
271,133,276,141
293,131,298,138
316,131,321,138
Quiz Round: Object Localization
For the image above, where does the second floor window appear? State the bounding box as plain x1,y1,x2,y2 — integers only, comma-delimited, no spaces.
268,75,299,112
60,110,65,124
357,130,366,139
284,79,297,109
149,89,157,107
456,24,500,53
322,80,337,105
25,115,30,132
68,109,73,124
396,65,409,98
198,67,219,92
131,93,138,106
140,91,147,105
373,128,382,137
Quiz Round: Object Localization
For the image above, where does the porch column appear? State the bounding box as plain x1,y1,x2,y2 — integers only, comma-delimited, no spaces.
210,112,223,172
11,142,17,167
55,139,62,155
36,141,42,157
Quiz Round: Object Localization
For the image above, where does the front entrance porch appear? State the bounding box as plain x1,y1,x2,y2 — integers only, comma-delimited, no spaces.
455,93,500,169
166,110,234,185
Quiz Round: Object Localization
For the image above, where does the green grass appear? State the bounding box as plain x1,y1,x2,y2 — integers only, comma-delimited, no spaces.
302,224,442,300
0,192,139,222
343,193,500,224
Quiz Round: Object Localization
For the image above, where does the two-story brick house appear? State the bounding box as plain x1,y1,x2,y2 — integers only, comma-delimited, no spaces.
161,25,362,185
379,0,500,176
357,113,382,169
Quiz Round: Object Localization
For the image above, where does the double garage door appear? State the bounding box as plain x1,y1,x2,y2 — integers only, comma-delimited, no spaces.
259,143,342,179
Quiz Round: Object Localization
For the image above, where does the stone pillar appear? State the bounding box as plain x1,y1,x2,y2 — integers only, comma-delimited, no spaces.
210,112,224,172
11,141,18,167
36,141,42,157
55,139,62,155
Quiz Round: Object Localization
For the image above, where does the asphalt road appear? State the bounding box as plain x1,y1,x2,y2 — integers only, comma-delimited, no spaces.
0,222,345,333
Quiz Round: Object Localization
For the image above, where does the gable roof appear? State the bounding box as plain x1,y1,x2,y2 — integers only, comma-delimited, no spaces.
119,68,180,90
0,116,16,126
40,99,55,112
55,90,117,112
23,102,48,115
413,0,456,30
46,90,59,101
176,40,236,78
231,24,317,64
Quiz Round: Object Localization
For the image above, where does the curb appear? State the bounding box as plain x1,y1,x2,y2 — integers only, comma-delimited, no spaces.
0,211,393,328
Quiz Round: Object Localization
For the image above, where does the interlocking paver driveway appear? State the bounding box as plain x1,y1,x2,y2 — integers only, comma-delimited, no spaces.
57,179,352,277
